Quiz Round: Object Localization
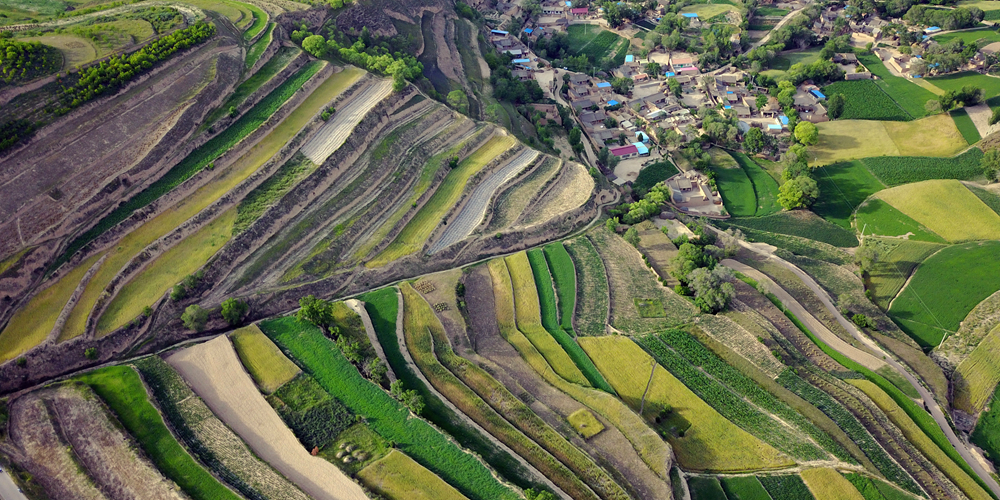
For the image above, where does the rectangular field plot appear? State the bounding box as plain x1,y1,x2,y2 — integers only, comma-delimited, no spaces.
563,237,609,336
720,475,772,500
688,476,727,499
854,199,946,243
861,148,984,186
358,450,469,500
822,80,912,121
856,54,938,119
759,474,815,500
800,468,865,500
951,108,982,145
710,150,756,217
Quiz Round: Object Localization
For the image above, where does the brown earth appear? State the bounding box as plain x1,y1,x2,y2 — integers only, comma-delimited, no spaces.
5,391,108,500
40,383,186,500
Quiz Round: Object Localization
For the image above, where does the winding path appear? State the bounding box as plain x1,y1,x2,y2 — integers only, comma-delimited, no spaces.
725,238,1000,498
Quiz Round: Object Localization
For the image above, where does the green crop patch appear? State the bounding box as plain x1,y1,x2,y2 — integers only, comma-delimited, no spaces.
543,243,577,333
729,151,781,216
634,160,680,196
723,212,859,248
866,239,946,309
260,316,520,500
267,374,354,450
860,148,984,186
889,241,1000,347
245,22,274,69
854,198,946,242
76,366,242,500
720,475,772,500
810,160,886,229
856,54,937,119
634,298,666,318
972,383,1000,471
710,153,756,217
563,237,610,336
822,80,912,121
759,474,815,500
951,108,982,145
688,476,727,499
929,70,1000,97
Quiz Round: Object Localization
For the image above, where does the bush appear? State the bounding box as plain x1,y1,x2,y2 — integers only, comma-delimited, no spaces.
221,298,248,326
84,347,98,360
182,305,208,331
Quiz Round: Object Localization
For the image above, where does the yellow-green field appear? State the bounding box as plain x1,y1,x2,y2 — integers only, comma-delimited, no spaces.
568,409,604,438
849,380,992,500
505,252,589,386
800,468,865,500
954,324,1000,413
229,324,301,394
370,134,515,265
182,0,252,24
43,64,350,342
680,3,741,17
958,1,1000,11
487,259,673,478
876,180,1000,242
358,449,469,500
579,336,793,472
20,33,97,70
0,253,102,362
810,115,966,165
0,247,31,276
97,209,236,334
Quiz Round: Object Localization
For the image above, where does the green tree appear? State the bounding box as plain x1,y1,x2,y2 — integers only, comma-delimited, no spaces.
302,35,328,57
182,304,209,332
606,217,620,232
390,380,425,415
982,148,1000,182
569,127,582,145
221,298,249,326
297,295,335,331
667,77,682,97
777,175,820,209
827,93,846,119
794,121,819,145
610,76,634,95
688,266,735,313
624,226,640,247
85,347,98,360
743,127,766,154
446,89,469,114
645,62,661,76
991,107,1000,126
755,93,769,110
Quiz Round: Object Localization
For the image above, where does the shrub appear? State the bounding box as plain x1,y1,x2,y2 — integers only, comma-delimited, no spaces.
84,347,98,360
221,298,248,326
182,305,208,331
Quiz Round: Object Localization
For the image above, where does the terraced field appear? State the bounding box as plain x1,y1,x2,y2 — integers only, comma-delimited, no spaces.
300,77,394,164
429,148,539,253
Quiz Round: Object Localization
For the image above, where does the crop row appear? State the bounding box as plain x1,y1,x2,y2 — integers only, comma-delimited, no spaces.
636,333,828,461
505,253,590,386
54,60,324,270
134,356,307,500
267,374,354,450
526,249,613,392
777,370,915,490
652,329,844,460
542,243,576,333
758,474,815,500
488,259,672,479
76,365,242,500
260,316,520,500
241,2,268,41
821,80,911,121
358,288,534,491
563,237,609,336
400,284,626,500
719,475,772,500
971,384,1000,472
235,154,315,234
245,22,275,70
722,211,859,248
844,472,915,500
860,148,984,187
782,307,989,495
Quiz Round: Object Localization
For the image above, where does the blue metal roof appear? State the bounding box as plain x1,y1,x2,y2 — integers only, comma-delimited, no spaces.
664,71,675,77
491,29,508,35
607,99,619,105
512,58,530,63
726,91,733,94
633,142,650,154
810,89,826,99
523,28,533,33
724,105,732,109
625,55,634,62
767,124,782,130
681,12,698,17
779,115,789,125
566,1,572,5
596,82,612,88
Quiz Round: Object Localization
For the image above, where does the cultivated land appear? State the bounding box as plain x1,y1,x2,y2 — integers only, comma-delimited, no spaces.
358,450,470,500
581,336,793,472
800,468,865,500
810,115,967,165
230,324,301,393
875,180,1000,243
167,336,368,500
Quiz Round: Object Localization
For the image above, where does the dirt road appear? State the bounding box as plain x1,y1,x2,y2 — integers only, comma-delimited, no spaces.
0,469,27,500
725,241,1000,498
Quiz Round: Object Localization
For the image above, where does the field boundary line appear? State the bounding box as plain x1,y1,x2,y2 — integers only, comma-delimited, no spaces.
638,357,656,415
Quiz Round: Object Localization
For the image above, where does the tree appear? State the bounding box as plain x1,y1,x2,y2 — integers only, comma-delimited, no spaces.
446,89,469,114
982,148,1000,182
221,298,248,326
667,77,682,97
390,380,425,414
645,62,661,76
794,121,819,145
743,127,766,154
671,243,714,283
624,226,640,247
827,93,846,119
688,266,736,313
855,244,879,274
302,35,328,57
611,76,634,95
777,175,820,209
604,116,618,129
569,127,582,145
85,347,98,360
170,284,187,301
991,107,1000,126
755,93,769,110
525,489,558,500
182,304,209,332
606,217,619,232
297,295,335,331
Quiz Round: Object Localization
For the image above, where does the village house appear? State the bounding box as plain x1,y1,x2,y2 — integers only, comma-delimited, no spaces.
541,2,565,16
530,103,562,125
571,98,596,111
570,7,589,17
670,55,698,73
609,142,650,159
578,110,608,127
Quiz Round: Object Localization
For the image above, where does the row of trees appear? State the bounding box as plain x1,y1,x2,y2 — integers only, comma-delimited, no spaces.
0,34,61,85
298,33,423,91
61,22,215,110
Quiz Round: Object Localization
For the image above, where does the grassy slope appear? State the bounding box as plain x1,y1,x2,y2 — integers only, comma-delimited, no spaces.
76,366,242,500
810,160,885,230
729,151,780,216
854,198,947,243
